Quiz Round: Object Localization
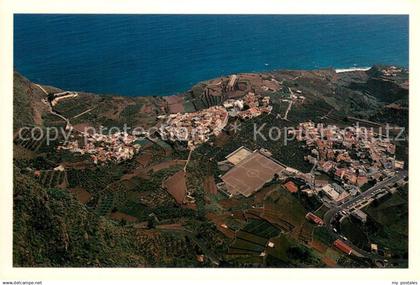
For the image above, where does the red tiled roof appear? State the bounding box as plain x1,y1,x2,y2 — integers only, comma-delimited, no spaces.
335,168,345,177
357,176,368,186
333,239,352,255
305,212,324,225
283,181,298,193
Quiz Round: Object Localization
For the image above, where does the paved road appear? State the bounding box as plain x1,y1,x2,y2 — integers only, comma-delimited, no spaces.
324,170,407,223
343,171,406,209
71,106,96,119
323,170,408,260
282,87,294,120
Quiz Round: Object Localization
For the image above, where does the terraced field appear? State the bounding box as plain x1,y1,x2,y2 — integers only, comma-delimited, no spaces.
36,170,66,188
262,188,312,238
227,218,280,257
14,127,47,152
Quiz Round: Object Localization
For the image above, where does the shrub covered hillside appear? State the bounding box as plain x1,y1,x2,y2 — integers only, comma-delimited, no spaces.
13,72,52,131
13,168,147,267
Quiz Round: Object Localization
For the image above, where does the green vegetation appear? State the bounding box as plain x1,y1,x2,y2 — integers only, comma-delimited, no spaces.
119,103,144,126
338,189,408,259
12,66,409,267
13,72,36,130
13,168,146,266
13,167,210,267
67,165,125,192
266,234,321,267
242,219,280,239
313,227,335,245
365,190,408,258
194,113,313,173
119,200,149,220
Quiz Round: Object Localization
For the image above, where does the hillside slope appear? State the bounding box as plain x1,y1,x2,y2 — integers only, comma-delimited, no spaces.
13,72,51,130
13,168,147,267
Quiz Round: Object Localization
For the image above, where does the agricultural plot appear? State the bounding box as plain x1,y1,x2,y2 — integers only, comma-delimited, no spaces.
229,238,266,253
297,222,314,244
236,231,269,246
14,127,46,152
224,255,265,265
262,189,311,237
110,211,138,223
308,237,342,267
41,112,67,128
37,170,66,188
203,175,218,195
133,231,200,267
112,187,129,209
163,170,187,204
265,234,321,267
313,227,336,246
265,235,292,262
138,189,175,208
242,218,281,239
118,199,151,221
68,187,92,204
205,213,237,239
96,181,136,217
228,247,262,256
226,217,281,257
218,195,255,211
95,192,115,216
318,248,342,267
66,166,124,194
13,144,37,160
99,164,192,221
354,191,408,257
54,95,99,118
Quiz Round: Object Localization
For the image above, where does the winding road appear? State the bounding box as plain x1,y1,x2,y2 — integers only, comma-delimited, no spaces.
35,83,72,129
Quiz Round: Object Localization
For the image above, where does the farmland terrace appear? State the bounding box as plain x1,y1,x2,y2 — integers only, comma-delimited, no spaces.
12,65,408,268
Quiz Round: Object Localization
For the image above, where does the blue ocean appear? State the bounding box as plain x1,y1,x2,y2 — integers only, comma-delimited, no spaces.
14,15,408,97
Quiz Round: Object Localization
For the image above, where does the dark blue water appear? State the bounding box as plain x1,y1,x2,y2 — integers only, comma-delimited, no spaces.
14,15,408,96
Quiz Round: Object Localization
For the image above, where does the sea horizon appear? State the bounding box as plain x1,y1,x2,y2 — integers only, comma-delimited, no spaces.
14,15,408,97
